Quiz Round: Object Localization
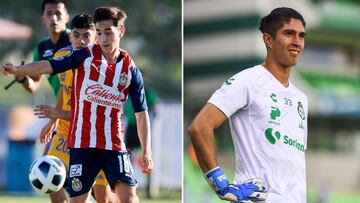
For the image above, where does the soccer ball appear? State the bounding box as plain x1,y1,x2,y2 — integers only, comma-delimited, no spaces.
28,155,66,194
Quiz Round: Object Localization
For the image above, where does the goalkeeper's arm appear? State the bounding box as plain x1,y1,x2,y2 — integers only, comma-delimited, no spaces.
188,103,268,202
188,103,224,172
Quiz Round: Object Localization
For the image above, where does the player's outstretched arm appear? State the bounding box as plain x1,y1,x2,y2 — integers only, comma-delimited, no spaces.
17,75,44,93
135,110,153,174
1,60,53,77
205,167,268,202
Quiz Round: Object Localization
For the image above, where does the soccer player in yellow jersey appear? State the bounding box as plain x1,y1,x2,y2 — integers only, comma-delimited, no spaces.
35,14,119,203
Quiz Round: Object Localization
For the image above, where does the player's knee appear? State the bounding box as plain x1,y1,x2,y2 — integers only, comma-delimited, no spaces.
121,193,139,203
50,198,68,203
50,189,69,203
108,193,121,203
94,196,108,203
116,190,138,203
96,193,119,203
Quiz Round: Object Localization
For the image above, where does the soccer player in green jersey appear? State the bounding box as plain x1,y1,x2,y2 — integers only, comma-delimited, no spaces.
188,7,307,203
16,0,70,98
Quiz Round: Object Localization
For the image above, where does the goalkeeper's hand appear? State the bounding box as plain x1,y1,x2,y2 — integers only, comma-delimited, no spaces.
204,167,268,202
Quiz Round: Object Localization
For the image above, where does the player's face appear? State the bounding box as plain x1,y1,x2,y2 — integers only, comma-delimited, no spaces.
95,20,125,56
69,28,96,50
270,18,305,68
41,3,69,34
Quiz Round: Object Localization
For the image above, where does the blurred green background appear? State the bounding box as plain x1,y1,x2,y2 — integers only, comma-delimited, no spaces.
184,0,360,203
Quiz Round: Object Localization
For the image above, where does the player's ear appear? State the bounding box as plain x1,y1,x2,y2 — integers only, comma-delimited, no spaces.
263,33,273,49
119,26,125,38
64,13,70,24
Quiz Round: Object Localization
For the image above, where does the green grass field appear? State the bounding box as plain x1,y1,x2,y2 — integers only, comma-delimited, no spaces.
0,189,181,203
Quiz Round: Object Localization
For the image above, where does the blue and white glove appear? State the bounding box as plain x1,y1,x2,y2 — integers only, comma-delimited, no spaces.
204,167,268,202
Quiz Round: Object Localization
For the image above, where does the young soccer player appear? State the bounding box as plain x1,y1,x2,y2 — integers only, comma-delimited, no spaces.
36,14,119,203
14,3,71,197
188,7,307,203
17,0,70,97
2,6,153,203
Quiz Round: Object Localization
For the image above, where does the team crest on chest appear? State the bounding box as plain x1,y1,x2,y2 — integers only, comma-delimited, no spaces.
119,72,128,86
297,102,305,120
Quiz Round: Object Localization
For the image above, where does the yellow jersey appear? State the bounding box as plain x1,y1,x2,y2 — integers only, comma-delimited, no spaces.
53,46,73,138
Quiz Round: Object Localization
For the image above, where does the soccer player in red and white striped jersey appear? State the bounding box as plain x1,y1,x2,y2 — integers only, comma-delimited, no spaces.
2,6,153,203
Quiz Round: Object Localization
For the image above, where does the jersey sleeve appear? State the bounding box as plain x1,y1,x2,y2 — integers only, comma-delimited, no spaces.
129,67,148,113
49,47,90,74
208,73,252,118
33,46,40,61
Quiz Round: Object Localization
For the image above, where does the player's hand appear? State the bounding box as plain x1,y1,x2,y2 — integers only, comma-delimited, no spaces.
34,105,59,119
1,61,18,76
39,120,57,144
140,151,153,174
204,167,268,202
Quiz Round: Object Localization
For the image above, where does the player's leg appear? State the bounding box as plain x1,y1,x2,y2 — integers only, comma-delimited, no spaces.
69,192,92,203
93,170,120,203
50,189,68,203
68,148,102,203
102,150,138,203
114,183,138,203
47,132,70,203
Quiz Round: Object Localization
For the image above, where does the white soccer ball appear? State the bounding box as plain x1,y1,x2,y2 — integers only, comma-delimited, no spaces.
28,155,66,194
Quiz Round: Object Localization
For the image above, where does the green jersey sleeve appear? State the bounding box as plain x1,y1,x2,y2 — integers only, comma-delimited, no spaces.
33,46,40,61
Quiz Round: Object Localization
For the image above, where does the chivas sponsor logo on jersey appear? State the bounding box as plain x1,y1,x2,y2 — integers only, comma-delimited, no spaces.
84,84,123,109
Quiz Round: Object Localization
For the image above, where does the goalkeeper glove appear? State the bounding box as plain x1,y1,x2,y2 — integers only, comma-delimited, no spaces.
204,167,268,202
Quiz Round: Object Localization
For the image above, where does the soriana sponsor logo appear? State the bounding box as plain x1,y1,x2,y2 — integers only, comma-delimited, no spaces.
84,84,124,109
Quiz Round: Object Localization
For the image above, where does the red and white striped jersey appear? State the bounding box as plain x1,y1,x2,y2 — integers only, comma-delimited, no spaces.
50,44,148,150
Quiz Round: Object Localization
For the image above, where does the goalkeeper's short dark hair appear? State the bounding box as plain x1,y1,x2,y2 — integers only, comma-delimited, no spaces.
41,0,68,14
70,14,95,30
259,7,306,38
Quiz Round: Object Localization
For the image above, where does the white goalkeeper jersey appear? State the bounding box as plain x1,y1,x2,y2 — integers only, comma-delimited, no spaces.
208,65,308,203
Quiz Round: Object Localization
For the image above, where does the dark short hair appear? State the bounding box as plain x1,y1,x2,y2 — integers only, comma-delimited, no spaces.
71,14,94,30
93,7,127,27
259,7,306,38
41,0,68,14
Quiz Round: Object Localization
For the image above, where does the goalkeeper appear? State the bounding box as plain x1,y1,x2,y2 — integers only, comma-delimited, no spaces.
188,7,308,203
